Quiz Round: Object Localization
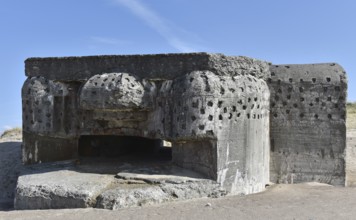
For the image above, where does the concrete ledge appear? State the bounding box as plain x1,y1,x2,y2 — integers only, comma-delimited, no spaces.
25,53,270,81
14,161,226,210
15,170,115,209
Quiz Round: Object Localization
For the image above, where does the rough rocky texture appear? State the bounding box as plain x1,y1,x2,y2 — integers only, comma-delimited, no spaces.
269,64,347,185
3,137,355,213
80,73,156,111
96,181,225,210
25,53,270,81
22,53,271,196
13,160,226,210
15,169,115,210
108,164,227,210
20,53,348,210
162,70,271,194
1,140,227,211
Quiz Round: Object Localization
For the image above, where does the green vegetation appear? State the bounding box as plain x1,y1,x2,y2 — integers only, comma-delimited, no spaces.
0,127,22,139
347,102,356,130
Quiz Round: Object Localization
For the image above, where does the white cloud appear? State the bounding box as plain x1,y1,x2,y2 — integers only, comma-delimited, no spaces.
113,0,205,52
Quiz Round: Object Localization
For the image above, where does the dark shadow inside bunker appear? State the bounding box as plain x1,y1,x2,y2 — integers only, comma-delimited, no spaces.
76,136,208,180
76,136,174,174
78,135,172,161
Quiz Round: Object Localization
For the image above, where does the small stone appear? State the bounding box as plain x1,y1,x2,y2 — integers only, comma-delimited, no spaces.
205,203,212,207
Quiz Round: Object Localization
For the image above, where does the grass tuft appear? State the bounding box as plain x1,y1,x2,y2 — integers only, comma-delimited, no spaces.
0,127,22,139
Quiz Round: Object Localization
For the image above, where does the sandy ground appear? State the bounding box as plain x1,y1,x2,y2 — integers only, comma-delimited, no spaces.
1,183,356,220
346,129,356,186
0,130,355,219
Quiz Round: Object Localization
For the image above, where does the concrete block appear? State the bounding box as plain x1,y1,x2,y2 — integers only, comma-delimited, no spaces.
269,63,347,185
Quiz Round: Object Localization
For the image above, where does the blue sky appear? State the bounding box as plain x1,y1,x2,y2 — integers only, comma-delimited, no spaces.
0,0,355,133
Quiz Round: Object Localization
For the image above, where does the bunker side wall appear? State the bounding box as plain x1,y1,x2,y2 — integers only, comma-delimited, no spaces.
22,77,80,164
268,64,347,185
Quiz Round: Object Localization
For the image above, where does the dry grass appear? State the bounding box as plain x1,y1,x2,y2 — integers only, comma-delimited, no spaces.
347,102,356,130
0,127,22,140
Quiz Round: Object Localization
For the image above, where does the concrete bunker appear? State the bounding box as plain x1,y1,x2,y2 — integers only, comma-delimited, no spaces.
20,53,347,202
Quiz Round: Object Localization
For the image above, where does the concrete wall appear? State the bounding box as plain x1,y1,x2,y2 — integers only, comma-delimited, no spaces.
21,53,348,194
21,77,80,164
268,64,347,185
22,53,271,195
167,71,270,194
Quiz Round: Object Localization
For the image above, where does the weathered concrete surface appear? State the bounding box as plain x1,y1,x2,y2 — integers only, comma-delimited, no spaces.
97,181,225,210
346,130,356,186
22,132,78,164
15,169,115,210
14,159,226,210
115,163,208,183
1,136,355,213
269,63,347,185
2,141,224,211
80,73,156,111
165,71,271,194
21,53,348,199
96,185,170,210
95,164,226,210
22,53,271,196
25,53,270,81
